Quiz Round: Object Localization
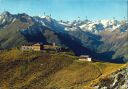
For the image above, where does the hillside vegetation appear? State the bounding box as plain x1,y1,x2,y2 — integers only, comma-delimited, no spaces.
0,49,127,89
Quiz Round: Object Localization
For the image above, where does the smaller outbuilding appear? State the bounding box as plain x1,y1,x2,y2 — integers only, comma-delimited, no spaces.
79,55,92,62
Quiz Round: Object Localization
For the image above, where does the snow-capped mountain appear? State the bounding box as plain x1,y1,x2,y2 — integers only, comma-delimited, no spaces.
71,19,127,33
41,16,127,34
1,11,127,34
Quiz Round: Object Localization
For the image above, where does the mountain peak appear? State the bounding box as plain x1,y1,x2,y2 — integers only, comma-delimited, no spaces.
1,11,11,16
39,15,53,22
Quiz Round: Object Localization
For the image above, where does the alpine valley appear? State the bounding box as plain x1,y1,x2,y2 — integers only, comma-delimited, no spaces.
0,11,128,63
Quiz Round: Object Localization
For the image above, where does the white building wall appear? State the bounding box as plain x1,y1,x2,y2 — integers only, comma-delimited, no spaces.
87,58,92,61
79,58,92,62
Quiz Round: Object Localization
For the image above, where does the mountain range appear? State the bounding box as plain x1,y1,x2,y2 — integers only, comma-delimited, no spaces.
0,11,128,62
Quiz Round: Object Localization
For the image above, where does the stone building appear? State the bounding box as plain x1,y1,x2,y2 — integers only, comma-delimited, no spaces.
21,45,33,51
32,43,44,51
21,43,43,51
21,43,60,51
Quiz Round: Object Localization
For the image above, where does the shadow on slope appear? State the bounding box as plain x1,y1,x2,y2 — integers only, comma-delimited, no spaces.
94,51,125,63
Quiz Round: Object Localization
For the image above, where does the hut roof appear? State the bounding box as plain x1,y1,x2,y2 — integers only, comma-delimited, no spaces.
80,55,89,58
33,43,43,46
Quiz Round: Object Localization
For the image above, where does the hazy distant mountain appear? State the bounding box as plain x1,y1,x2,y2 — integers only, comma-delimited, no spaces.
0,11,128,62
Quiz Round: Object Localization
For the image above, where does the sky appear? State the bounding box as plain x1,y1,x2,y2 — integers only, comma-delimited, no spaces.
0,0,127,21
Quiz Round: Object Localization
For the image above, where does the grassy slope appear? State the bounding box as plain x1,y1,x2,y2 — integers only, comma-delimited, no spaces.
0,49,126,89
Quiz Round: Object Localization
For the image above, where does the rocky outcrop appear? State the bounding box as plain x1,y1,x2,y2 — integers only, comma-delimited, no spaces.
94,67,128,89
